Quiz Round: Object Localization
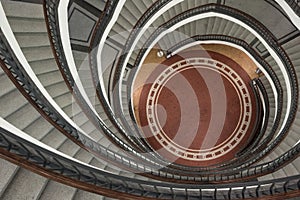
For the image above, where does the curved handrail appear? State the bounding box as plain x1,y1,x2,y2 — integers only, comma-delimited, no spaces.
1,121,300,199
0,0,299,183
88,0,175,155
42,0,300,177
0,31,172,179
64,0,296,175
237,78,271,157
284,0,300,16
43,0,151,154
2,26,299,182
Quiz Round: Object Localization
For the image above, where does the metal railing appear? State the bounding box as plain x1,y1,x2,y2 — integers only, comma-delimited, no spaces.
285,0,300,16
89,0,173,156
237,78,270,157
2,23,300,183
43,0,151,154
42,0,297,178
1,125,300,199
0,0,298,187
42,0,300,177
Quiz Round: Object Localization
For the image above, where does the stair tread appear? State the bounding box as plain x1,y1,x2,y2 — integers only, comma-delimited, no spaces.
73,189,104,200
1,168,47,200
0,89,27,118
39,181,76,200
7,17,47,33
0,159,19,197
2,1,44,19
14,32,50,48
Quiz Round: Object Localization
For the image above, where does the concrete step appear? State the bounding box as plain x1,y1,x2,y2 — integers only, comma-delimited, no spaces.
73,189,105,200
109,29,128,46
2,1,44,19
0,89,27,118
23,117,55,140
14,32,50,48
84,0,106,11
283,36,300,50
282,162,299,176
29,58,58,75
39,181,76,200
0,168,47,200
291,157,300,172
7,17,47,33
44,81,70,101
52,92,73,110
123,1,142,17
120,6,138,24
40,128,69,150
5,103,41,131
38,71,66,88
0,71,17,98
206,17,215,34
116,15,134,32
22,46,53,62
0,159,19,198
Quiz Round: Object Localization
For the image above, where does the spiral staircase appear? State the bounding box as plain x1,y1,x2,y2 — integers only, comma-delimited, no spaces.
0,0,300,199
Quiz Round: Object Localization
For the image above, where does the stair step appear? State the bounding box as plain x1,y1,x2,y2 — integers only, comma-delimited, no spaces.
22,46,53,62
45,81,70,100
40,128,68,149
84,0,106,11
283,162,299,176
7,17,47,33
120,7,137,25
57,139,81,156
0,168,47,200
30,58,58,75
292,157,300,172
39,181,76,200
0,89,27,118
123,1,142,17
52,92,73,109
38,71,65,88
2,1,44,19
5,103,41,131
0,159,19,197
23,117,55,140
73,189,105,200
0,73,17,98
14,32,50,48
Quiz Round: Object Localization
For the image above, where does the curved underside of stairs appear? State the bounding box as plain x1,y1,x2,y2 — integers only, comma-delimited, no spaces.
0,0,300,199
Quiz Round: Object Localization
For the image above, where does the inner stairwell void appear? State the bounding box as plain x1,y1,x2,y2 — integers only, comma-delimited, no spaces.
0,0,300,199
